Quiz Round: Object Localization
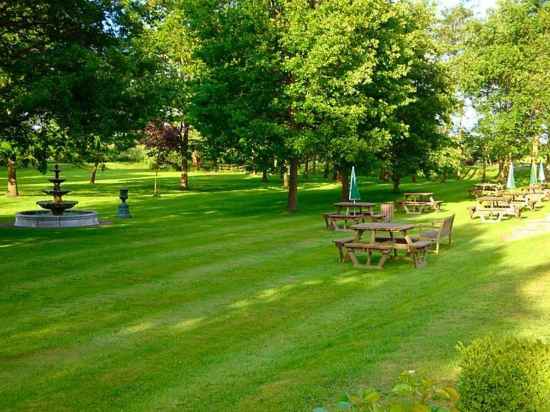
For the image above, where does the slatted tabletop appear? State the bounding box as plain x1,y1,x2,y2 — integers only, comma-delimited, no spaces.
351,222,415,232
334,202,376,208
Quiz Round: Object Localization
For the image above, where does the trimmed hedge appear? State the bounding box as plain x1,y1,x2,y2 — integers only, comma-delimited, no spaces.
458,336,550,412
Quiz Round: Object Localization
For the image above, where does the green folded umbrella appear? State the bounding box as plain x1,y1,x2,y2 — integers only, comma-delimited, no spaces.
530,162,538,186
539,161,546,183
349,166,361,202
506,162,516,190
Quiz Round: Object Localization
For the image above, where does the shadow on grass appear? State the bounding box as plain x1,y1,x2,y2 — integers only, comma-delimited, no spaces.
1,163,548,411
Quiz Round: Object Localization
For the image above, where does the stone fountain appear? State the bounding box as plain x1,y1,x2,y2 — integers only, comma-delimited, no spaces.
15,164,99,228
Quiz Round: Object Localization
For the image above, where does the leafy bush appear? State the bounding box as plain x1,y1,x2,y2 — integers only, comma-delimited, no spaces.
457,336,550,412
116,145,147,162
314,370,459,412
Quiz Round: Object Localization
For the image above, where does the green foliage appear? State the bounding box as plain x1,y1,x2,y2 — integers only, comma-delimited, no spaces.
317,371,459,412
457,0,550,166
430,145,464,181
457,336,550,411
116,145,148,163
179,0,454,198
0,0,168,166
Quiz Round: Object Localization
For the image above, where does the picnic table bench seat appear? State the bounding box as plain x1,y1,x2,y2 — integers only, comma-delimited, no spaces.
344,242,395,269
343,236,432,269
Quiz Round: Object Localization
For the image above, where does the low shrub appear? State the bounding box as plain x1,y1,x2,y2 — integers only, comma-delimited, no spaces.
314,370,459,412
457,336,550,412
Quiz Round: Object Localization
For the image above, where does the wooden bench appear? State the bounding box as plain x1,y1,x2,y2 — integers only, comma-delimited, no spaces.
344,237,431,269
344,242,395,269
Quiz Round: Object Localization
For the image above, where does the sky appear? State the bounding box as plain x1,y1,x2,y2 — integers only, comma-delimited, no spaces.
437,0,497,17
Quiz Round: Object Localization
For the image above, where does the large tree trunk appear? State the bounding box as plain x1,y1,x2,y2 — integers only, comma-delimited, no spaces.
287,158,298,212
89,161,99,184
262,169,268,182
7,158,18,197
339,168,350,201
180,123,190,190
411,174,417,183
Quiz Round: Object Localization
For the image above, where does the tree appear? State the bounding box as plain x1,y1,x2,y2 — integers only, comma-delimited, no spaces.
458,0,550,172
0,0,168,192
371,2,454,192
180,0,450,207
143,120,192,192
181,0,294,207
139,2,206,190
281,0,417,199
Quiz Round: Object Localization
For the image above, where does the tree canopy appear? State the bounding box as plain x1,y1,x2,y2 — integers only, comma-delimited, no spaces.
0,0,168,168
2,0,549,206
455,0,550,178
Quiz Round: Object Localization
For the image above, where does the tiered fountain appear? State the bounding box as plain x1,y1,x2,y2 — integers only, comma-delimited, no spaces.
15,164,99,228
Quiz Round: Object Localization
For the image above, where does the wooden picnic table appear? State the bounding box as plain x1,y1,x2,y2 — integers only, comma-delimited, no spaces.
400,193,442,214
474,183,502,189
506,192,538,210
345,222,429,269
322,202,377,232
334,201,375,214
469,195,520,222
403,192,433,201
470,183,503,198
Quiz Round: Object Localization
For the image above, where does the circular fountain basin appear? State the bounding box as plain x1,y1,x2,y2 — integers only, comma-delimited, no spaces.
15,210,100,228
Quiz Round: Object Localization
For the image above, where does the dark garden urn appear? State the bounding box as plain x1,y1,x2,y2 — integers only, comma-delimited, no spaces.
117,188,132,218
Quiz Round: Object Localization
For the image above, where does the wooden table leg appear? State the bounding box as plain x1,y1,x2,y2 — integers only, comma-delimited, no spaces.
378,250,390,268
348,249,361,267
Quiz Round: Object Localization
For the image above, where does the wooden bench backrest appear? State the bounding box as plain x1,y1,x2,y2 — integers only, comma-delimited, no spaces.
440,214,455,237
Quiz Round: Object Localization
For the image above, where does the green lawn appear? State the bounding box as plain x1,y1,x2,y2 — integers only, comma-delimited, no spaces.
1,163,550,411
